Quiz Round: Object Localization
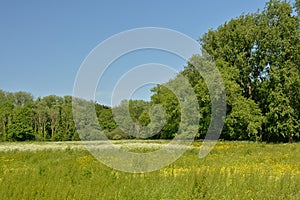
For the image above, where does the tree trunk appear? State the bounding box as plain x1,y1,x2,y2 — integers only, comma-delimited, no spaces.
2,120,6,141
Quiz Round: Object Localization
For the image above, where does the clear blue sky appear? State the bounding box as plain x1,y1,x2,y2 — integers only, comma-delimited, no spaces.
0,0,270,105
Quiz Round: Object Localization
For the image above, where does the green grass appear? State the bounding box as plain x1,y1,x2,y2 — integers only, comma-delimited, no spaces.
0,141,299,199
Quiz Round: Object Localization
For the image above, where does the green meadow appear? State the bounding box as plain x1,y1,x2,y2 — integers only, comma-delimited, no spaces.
0,141,299,199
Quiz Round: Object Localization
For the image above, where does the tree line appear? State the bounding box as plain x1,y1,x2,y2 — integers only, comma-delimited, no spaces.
0,0,299,142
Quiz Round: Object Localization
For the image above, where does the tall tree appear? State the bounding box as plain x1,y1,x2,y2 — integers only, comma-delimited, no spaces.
34,98,50,140
0,91,14,141
7,104,35,141
150,85,180,139
200,0,300,141
41,95,63,140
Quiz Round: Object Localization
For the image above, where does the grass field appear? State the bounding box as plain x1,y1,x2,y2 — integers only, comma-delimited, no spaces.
0,141,299,199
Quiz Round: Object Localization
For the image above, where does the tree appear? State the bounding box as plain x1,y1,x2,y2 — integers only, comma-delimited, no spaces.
199,0,300,141
34,98,50,140
41,95,63,140
13,91,34,107
58,96,78,141
150,85,180,139
110,100,150,138
96,104,117,132
7,105,35,141
0,91,14,141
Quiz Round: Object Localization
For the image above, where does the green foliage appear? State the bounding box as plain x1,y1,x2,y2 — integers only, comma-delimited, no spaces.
7,122,35,141
95,104,117,132
199,0,300,142
111,100,158,139
151,85,180,139
0,91,82,141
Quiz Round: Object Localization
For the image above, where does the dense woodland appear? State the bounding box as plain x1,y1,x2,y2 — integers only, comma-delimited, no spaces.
0,0,299,142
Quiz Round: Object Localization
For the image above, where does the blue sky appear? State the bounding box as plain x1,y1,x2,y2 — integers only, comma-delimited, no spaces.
0,0,270,105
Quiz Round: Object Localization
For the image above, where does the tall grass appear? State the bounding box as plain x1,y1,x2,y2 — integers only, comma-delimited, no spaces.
0,141,299,199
